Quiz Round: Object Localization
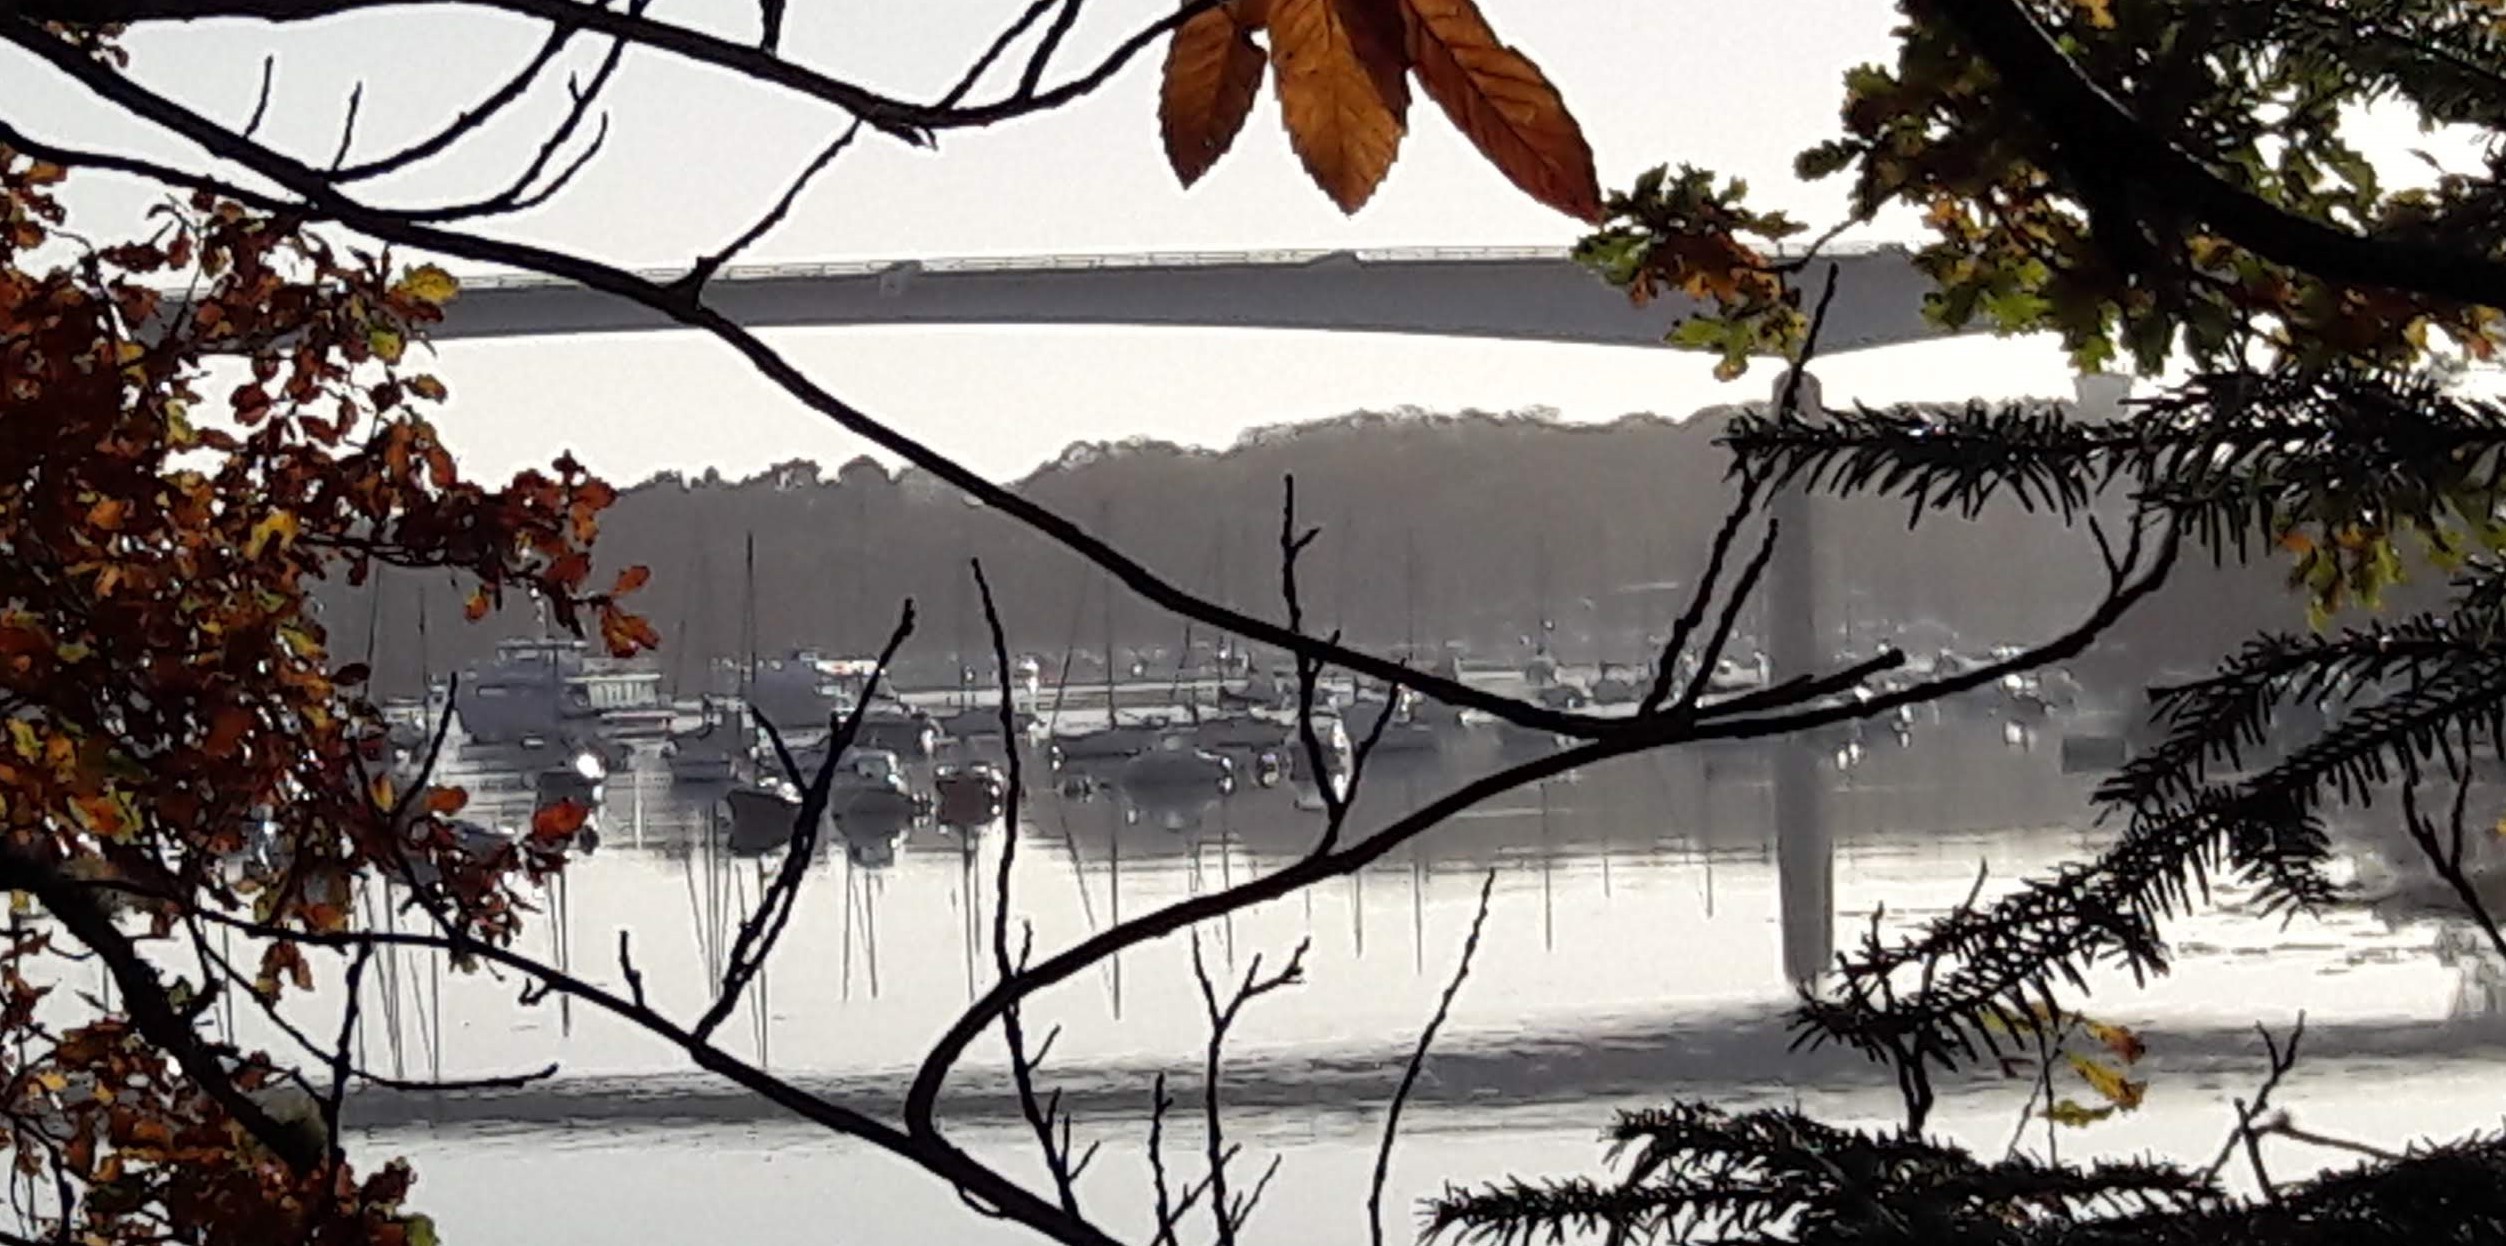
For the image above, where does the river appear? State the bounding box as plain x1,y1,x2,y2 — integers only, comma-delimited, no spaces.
169,715,2506,1242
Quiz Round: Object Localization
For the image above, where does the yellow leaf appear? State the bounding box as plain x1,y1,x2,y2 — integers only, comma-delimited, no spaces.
368,326,407,365
393,263,461,308
245,509,300,559
2074,0,2116,28
6,720,37,760
2082,1018,2146,1064
1161,3,1269,188
2066,1052,2146,1110
1270,0,1410,213
1399,0,1600,221
2043,1098,2116,1128
369,773,396,809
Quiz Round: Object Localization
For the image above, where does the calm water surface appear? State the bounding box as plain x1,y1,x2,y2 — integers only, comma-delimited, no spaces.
163,717,2506,1241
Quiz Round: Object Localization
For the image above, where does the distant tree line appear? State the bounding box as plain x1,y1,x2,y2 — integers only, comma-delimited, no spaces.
325,403,2321,700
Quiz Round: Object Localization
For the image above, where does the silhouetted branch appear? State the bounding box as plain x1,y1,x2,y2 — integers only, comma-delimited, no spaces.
22,0,1232,142
326,81,363,170
316,943,372,1163
240,54,275,139
976,559,1086,1217
391,2,643,222
1192,932,1309,1246
183,916,557,1096
2399,743,2506,965
2205,1015,2306,1199
677,119,863,296
1674,520,1779,709
330,10,583,179
1371,869,1496,1246
1014,0,1087,98
1636,474,1761,716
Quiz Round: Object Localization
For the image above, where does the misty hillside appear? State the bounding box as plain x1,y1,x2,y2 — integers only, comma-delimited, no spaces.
325,404,2312,698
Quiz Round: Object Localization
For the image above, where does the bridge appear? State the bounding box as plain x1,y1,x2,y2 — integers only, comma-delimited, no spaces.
436,243,1946,353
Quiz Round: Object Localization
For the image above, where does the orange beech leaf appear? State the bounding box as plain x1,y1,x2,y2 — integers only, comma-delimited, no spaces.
1269,0,1410,212
1160,3,1269,187
610,564,651,596
464,588,493,621
1400,0,1601,221
599,605,662,657
424,786,468,815
531,799,590,841
84,497,128,531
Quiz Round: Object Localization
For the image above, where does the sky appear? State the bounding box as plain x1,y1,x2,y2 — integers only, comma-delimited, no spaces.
0,1,2439,483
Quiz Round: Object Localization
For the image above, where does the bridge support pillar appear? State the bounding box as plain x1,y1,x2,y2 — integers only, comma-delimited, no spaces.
1770,371,1835,987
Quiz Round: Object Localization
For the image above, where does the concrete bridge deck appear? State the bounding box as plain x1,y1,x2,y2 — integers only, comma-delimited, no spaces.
435,243,1941,353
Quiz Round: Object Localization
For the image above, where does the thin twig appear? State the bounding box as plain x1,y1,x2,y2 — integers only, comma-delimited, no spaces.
677,119,864,296
977,559,1084,1214
241,55,276,140
1014,0,1088,98
2204,1013,2306,1194
1192,932,1309,1246
1370,869,1495,1246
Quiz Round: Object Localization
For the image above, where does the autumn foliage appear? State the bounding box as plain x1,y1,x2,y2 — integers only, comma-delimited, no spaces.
1158,0,1601,220
0,145,651,1239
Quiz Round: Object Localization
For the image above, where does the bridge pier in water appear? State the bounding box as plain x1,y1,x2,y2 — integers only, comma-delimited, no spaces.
1771,372,1835,988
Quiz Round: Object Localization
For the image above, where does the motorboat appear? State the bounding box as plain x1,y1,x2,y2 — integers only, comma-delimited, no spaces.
663,698,755,785
934,762,1009,826
735,649,877,733
454,636,661,745
1191,710,1296,755
855,709,940,759
1052,720,1164,766
1119,732,1235,794
826,748,929,823
721,778,807,857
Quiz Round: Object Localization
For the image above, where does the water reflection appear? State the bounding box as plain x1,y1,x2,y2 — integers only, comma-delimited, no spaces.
186,714,2506,1134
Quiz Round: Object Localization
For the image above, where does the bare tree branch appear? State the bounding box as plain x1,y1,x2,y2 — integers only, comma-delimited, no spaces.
676,119,863,296
1370,869,1495,1246
328,8,585,179
1191,932,1309,1246
976,559,1087,1217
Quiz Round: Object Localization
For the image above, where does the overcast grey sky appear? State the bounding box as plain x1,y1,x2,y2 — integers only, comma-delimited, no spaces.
0,1,2287,482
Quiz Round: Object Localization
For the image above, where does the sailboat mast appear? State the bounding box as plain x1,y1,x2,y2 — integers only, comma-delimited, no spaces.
741,531,759,696
1098,500,1118,730
1404,526,1419,661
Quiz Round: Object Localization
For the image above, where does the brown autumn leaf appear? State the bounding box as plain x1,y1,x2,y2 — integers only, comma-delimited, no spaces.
1400,0,1601,221
531,799,590,841
1161,3,1270,188
1270,0,1411,212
